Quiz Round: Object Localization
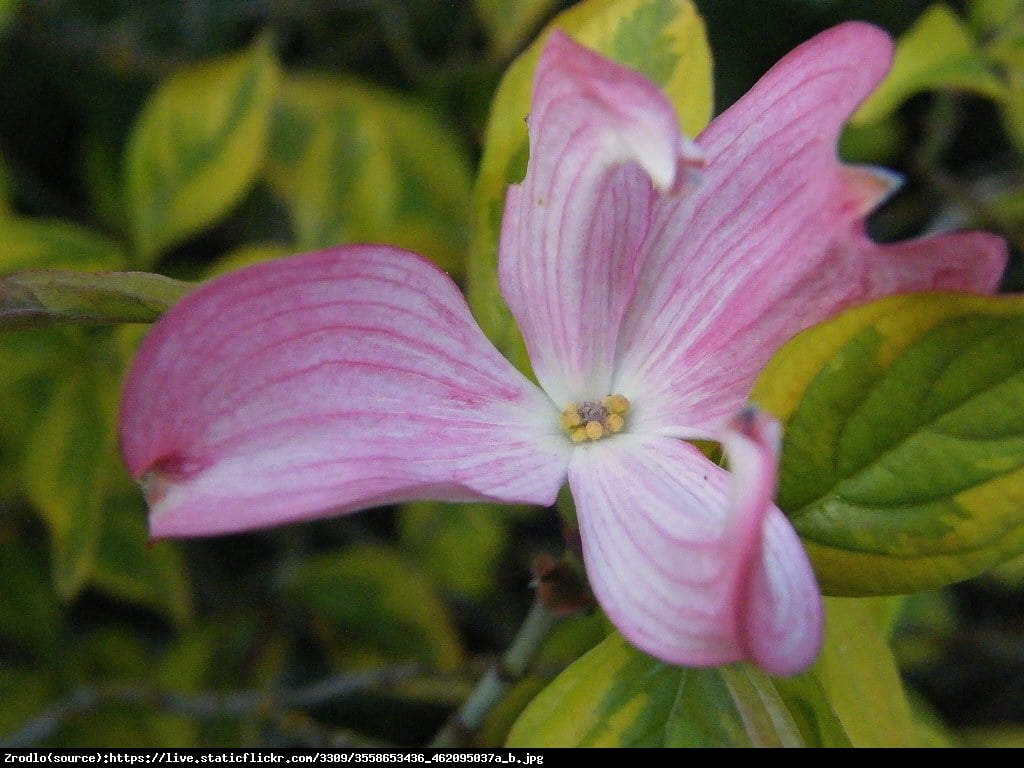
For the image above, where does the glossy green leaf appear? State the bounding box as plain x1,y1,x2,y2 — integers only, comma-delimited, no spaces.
811,597,920,746
90,496,192,626
21,350,119,599
125,35,280,265
266,74,471,275
473,0,561,58
398,501,509,600
752,293,1024,595
467,0,712,374
0,269,193,331
0,217,125,272
507,632,806,747
285,545,464,671
852,4,1004,125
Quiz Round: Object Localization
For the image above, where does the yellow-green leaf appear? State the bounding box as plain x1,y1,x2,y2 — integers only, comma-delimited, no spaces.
0,217,126,272
467,0,712,374
0,269,193,331
266,74,472,276
811,597,920,746
507,632,807,747
852,4,1004,125
285,545,464,671
752,293,1024,595
125,35,280,265
22,355,119,599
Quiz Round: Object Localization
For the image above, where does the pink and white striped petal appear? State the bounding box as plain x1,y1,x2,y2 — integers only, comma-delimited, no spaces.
120,246,570,538
721,408,822,676
499,30,703,406
615,21,1007,437
568,422,821,674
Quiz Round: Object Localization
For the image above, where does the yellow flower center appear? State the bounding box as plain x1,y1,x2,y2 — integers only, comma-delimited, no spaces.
560,394,630,443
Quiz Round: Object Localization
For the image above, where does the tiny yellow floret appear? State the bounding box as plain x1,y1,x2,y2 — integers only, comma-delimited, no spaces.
603,394,630,415
560,394,630,443
560,405,582,430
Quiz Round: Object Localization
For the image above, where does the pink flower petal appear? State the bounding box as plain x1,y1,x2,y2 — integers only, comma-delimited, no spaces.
568,421,820,674
615,21,1007,436
120,246,570,538
722,408,823,677
500,30,703,405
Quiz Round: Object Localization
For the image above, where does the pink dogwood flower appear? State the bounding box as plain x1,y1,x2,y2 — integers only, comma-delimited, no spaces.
119,22,1006,676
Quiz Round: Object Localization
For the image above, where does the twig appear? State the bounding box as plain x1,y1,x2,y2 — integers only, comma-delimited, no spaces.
430,599,560,747
3,664,421,748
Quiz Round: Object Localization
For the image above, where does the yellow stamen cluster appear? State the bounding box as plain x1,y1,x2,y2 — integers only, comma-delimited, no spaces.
560,394,630,443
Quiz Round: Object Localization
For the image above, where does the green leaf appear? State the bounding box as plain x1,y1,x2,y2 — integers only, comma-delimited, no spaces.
0,217,126,272
398,501,509,600
21,344,120,599
0,269,193,331
751,293,1024,595
852,4,1005,125
285,545,464,671
266,73,472,276
811,597,920,746
90,495,192,626
473,0,562,59
507,632,806,747
0,331,71,502
467,0,712,374
125,35,280,265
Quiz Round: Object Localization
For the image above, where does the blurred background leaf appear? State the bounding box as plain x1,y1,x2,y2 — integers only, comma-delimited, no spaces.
125,34,280,266
266,72,472,275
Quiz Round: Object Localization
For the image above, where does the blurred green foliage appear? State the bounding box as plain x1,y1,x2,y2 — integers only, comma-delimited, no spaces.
2,0,1024,749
